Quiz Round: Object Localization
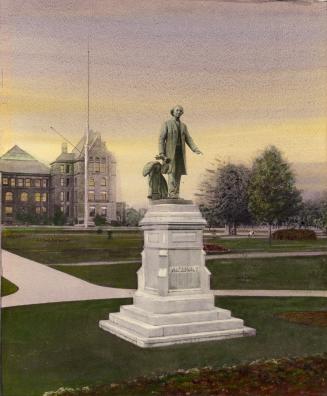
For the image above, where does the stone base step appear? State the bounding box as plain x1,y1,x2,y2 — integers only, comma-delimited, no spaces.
120,305,231,325
99,319,256,348
133,291,215,314
109,312,244,338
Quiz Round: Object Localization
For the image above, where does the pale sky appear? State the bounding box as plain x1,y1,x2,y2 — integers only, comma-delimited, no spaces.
1,0,326,206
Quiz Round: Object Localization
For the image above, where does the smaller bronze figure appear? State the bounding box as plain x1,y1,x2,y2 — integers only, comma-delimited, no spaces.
143,155,170,200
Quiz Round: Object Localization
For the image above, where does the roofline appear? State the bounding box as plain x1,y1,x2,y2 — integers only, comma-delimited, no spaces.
0,171,50,176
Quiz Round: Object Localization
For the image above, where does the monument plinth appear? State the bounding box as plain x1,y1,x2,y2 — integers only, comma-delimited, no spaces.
99,200,255,347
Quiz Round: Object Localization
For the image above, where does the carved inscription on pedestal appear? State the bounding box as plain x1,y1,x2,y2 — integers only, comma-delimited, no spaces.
169,265,200,289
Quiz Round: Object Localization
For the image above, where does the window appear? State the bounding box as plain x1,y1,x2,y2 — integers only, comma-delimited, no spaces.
18,178,23,187
34,192,41,202
60,206,64,213
34,179,41,187
35,207,41,214
2,177,8,185
95,157,100,172
5,192,13,201
25,178,31,187
42,207,47,213
10,178,15,187
88,191,95,201
65,205,70,216
60,178,64,186
20,192,28,202
60,164,65,174
42,179,47,188
66,164,70,174
89,207,96,216
88,160,94,172
74,191,77,201
66,191,70,201
100,191,107,201
42,193,47,202
66,178,70,187
5,206,13,215
101,207,107,216
89,177,95,187
101,178,106,186
60,192,64,202
74,177,77,185
100,163,105,173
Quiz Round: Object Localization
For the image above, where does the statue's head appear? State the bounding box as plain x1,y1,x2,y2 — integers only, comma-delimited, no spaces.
170,105,184,118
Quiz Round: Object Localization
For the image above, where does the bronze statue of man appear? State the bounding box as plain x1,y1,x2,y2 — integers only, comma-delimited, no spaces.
159,105,202,198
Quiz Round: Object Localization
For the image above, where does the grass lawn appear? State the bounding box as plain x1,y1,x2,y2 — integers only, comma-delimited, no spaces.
2,297,327,396
52,255,327,290
2,231,143,264
1,277,19,297
2,229,327,265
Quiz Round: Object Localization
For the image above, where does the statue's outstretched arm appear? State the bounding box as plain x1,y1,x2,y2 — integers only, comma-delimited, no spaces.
184,126,202,154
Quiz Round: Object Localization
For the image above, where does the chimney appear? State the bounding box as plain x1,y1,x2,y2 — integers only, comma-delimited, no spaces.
62,142,68,154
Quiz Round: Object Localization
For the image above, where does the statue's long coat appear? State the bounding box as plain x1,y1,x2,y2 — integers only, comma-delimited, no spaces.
159,118,198,175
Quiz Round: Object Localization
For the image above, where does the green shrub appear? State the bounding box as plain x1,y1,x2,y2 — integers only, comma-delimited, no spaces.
96,228,103,234
94,214,106,226
1,229,23,239
53,206,66,226
272,228,317,241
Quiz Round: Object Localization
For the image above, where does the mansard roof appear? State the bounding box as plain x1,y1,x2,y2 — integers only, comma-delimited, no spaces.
52,152,76,163
0,145,50,175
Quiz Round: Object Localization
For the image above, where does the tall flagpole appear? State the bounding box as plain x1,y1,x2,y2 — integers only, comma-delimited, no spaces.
84,43,90,228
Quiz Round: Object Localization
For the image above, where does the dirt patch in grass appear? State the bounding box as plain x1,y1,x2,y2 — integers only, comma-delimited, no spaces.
276,311,327,327
45,354,327,396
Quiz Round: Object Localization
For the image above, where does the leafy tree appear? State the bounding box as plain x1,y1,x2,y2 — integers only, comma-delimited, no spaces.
248,146,302,242
197,161,252,234
213,164,252,234
289,199,323,229
125,208,141,226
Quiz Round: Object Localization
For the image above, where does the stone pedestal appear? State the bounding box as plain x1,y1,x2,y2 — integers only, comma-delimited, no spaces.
99,200,255,347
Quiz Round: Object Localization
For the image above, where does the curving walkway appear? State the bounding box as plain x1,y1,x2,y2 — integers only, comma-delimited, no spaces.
1,250,133,308
1,250,326,308
213,290,327,297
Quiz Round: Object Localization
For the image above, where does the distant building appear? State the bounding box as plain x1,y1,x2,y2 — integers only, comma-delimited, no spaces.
1,131,117,225
0,145,50,224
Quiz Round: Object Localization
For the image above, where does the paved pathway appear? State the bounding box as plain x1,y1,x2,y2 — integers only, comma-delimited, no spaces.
2,250,326,308
1,250,133,308
207,250,327,260
53,250,327,266
213,290,327,297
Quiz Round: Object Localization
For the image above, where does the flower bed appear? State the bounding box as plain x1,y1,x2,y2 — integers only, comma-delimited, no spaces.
203,243,230,254
43,354,327,396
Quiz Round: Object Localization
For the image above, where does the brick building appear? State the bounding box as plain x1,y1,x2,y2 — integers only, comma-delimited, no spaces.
50,131,117,224
0,146,50,224
1,131,117,225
